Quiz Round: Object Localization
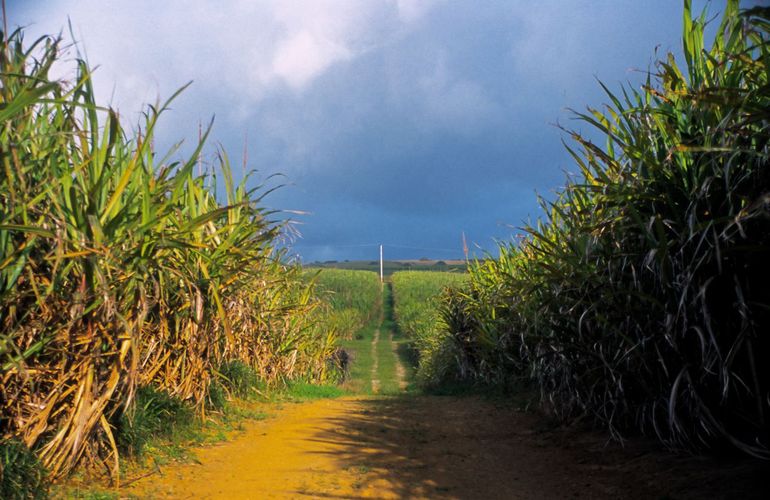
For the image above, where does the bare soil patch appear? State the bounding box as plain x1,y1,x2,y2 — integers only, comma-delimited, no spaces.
123,394,768,499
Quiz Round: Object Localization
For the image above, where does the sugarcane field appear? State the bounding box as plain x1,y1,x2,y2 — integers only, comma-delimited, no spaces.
2,1,769,498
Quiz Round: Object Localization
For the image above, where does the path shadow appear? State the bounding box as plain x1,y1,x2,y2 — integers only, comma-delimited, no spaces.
305,394,508,499
303,394,770,500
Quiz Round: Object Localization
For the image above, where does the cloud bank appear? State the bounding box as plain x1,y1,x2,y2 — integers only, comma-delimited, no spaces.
10,0,726,261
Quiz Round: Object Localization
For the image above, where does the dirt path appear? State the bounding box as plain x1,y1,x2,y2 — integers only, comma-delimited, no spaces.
123,394,766,499
370,328,380,394
121,285,767,499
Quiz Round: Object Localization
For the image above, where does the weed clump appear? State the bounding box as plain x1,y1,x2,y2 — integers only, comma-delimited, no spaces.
115,387,195,458
221,361,260,397
0,439,48,499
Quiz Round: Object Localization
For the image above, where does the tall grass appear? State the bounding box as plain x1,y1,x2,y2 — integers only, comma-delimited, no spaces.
309,269,382,339
440,1,770,457
0,26,338,484
390,271,467,384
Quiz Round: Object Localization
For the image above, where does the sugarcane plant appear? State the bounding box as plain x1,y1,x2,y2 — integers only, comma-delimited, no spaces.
0,25,338,484
438,1,770,457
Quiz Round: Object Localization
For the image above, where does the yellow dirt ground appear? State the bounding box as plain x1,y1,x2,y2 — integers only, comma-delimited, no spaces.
126,394,571,499
119,288,766,499
121,393,766,499
127,397,406,499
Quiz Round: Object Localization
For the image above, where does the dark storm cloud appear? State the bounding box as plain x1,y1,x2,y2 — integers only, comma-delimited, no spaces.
9,0,731,261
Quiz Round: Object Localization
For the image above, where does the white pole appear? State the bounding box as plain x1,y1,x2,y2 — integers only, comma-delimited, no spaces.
380,244,384,283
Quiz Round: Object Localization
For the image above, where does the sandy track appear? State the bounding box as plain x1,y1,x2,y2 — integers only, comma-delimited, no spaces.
123,394,766,499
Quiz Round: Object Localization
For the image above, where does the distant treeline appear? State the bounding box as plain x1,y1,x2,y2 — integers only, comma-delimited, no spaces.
308,259,469,276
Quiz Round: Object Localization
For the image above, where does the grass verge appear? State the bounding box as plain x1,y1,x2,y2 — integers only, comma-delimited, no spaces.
340,319,380,394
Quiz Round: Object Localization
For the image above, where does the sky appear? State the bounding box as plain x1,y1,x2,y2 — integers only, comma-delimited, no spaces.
7,0,751,261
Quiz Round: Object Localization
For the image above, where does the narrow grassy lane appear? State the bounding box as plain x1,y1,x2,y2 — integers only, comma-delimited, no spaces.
120,280,765,500
341,282,408,395
374,284,404,395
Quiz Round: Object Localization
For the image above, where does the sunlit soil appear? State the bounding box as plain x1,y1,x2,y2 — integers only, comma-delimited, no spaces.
121,290,767,500
122,392,768,499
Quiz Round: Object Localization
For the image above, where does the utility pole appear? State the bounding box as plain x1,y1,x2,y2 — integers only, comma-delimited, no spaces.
380,244,384,283
462,231,469,264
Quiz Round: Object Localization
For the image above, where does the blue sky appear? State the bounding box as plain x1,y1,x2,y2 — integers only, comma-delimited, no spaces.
8,1,750,261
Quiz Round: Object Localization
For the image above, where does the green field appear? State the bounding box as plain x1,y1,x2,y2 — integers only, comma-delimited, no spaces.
331,275,413,395
390,271,468,385
309,269,382,340
307,259,469,276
